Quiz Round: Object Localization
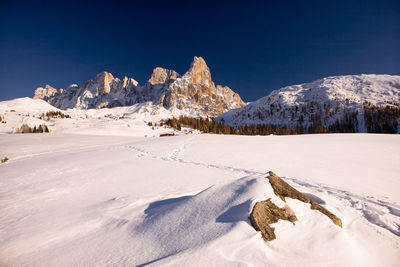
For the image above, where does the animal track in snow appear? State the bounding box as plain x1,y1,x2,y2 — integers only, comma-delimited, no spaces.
167,137,192,161
124,139,261,176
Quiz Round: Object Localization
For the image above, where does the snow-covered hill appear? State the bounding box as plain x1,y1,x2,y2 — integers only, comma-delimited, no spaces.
34,57,245,117
218,74,400,132
0,133,399,266
0,97,193,136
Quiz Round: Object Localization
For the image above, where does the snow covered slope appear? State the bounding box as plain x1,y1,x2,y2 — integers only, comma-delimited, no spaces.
0,97,199,136
218,74,400,132
0,97,60,113
34,57,245,117
0,133,399,266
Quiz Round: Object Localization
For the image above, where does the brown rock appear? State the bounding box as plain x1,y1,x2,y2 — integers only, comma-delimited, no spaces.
93,71,115,94
162,56,246,117
32,57,246,116
267,171,342,227
96,102,109,109
148,67,180,85
33,85,58,99
249,199,297,241
184,56,214,87
268,171,309,203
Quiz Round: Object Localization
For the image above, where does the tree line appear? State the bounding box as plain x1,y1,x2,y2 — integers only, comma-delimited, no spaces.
164,103,399,135
165,117,296,135
39,111,71,120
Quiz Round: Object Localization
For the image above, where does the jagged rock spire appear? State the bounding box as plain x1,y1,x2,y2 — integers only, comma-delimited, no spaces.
32,56,246,116
92,71,115,94
148,67,180,85
183,56,214,87
33,84,58,99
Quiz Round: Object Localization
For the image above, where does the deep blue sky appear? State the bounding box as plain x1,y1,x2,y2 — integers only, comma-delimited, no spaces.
1,0,399,102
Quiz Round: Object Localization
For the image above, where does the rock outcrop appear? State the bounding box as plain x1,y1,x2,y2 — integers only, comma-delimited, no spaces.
161,57,245,117
33,85,58,100
249,171,342,242
185,56,214,87
267,171,342,227
33,57,246,117
148,67,180,85
249,199,297,241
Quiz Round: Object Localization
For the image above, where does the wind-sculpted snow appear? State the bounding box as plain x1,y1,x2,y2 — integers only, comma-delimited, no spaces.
132,176,265,265
0,134,399,266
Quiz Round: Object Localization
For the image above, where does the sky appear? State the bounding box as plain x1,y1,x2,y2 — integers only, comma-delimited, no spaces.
0,0,399,102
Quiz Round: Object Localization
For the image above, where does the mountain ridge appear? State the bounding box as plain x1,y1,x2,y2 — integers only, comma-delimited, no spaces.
32,60,400,133
217,74,400,133
33,57,245,117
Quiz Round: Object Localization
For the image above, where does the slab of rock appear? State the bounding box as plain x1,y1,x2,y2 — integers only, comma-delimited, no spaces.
267,171,342,227
249,199,297,241
249,171,342,242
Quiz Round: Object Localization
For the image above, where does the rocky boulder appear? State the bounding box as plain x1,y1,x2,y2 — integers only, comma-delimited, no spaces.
249,171,342,242
249,199,297,241
267,171,342,227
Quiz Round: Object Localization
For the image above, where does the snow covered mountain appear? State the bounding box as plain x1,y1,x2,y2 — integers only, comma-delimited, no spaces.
218,74,400,132
34,57,245,117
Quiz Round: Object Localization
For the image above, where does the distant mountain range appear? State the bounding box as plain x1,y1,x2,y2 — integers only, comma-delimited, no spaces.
33,57,400,133
217,74,400,133
33,57,245,117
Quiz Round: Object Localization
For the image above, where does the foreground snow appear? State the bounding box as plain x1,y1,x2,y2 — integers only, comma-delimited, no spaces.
0,133,399,266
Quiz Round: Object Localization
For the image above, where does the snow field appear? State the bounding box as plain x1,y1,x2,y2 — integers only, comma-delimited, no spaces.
0,133,399,266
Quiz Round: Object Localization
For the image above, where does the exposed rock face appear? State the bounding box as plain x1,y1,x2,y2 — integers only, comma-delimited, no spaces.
267,171,342,227
161,57,245,117
33,57,245,117
249,199,297,241
92,71,115,94
249,171,342,242
33,85,58,100
148,67,180,85
185,56,214,87
140,67,180,105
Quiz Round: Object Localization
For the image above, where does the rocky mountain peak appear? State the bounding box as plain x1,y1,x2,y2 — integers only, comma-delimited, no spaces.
148,67,181,85
33,84,58,99
183,56,214,87
32,57,245,117
94,71,114,81
92,71,115,94
162,57,245,117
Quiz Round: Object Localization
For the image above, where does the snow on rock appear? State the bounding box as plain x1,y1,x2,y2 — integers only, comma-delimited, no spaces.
218,74,400,131
160,56,245,117
33,85,58,100
33,57,246,118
